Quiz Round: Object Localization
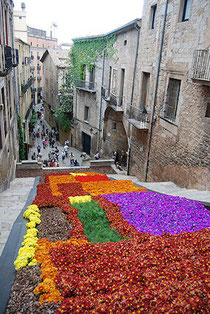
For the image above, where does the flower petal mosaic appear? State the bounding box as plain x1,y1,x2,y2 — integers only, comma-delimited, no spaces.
14,171,209,312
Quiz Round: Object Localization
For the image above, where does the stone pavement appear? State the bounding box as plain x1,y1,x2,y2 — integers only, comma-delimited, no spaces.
0,177,35,256
28,103,84,167
1,168,210,257
108,169,210,205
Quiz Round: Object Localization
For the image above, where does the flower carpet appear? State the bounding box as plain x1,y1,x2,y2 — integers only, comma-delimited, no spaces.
8,172,210,313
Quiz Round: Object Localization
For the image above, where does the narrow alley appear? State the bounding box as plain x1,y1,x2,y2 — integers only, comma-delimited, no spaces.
28,103,85,168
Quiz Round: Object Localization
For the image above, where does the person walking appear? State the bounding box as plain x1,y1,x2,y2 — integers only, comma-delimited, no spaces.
62,151,65,161
64,144,68,157
70,152,74,166
37,144,41,154
94,151,100,160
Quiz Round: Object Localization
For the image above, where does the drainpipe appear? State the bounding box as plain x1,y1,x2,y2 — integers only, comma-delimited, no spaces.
98,36,106,152
127,22,140,175
145,0,169,182
74,87,78,148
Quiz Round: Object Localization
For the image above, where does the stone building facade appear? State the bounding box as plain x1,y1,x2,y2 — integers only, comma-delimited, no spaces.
130,0,210,190
73,19,141,158
0,0,19,191
41,48,72,143
14,38,32,157
28,26,57,104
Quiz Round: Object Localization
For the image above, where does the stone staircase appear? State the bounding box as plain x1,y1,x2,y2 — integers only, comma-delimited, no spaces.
0,177,35,255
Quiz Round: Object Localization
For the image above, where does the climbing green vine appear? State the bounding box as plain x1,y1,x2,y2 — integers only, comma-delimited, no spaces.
17,115,25,161
71,34,117,82
55,63,74,132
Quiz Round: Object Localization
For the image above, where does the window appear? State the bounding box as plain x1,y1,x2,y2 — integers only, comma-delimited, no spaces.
112,122,117,130
1,87,7,137
89,66,95,89
151,4,157,29
81,64,86,81
108,66,112,96
182,0,192,21
164,78,181,121
124,40,127,46
84,106,89,121
140,72,150,109
112,69,117,95
205,103,210,118
119,69,125,106
0,122,2,149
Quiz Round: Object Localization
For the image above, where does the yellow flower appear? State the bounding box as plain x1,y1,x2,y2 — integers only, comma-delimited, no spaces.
69,195,91,204
26,221,36,229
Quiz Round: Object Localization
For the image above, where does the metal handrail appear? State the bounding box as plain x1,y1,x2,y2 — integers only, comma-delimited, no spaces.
126,104,149,129
75,79,97,91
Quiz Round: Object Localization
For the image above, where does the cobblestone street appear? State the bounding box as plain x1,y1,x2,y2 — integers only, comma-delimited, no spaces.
28,103,85,167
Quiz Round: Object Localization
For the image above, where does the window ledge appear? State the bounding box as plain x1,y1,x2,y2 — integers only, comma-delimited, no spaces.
84,120,89,124
159,116,178,136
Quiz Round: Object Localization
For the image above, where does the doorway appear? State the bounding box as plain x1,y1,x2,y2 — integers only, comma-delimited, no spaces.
82,132,91,155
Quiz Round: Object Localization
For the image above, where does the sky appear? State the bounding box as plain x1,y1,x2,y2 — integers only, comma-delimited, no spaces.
14,0,144,44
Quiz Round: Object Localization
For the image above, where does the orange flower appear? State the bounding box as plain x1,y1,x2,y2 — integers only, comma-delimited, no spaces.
81,180,146,196
34,238,88,304
49,175,76,196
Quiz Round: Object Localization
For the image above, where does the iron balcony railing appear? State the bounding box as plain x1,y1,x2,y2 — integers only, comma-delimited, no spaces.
12,48,19,67
0,45,4,74
75,80,97,92
21,82,28,94
0,45,12,76
28,77,33,87
126,104,149,129
25,102,33,120
37,65,41,71
101,87,124,110
5,45,13,70
191,49,210,82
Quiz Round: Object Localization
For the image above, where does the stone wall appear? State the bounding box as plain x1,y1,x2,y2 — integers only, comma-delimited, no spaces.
130,0,210,190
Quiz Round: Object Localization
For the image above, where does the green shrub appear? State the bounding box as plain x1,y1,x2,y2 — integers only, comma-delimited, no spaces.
56,112,72,133
73,200,122,243
29,109,37,132
17,115,25,161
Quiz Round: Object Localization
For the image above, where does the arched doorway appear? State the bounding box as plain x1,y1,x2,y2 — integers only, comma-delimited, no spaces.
102,107,128,166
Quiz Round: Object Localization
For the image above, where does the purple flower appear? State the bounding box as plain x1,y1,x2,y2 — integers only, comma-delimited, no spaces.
102,192,210,235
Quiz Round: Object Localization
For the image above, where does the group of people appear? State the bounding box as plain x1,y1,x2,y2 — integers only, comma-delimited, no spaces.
61,141,80,167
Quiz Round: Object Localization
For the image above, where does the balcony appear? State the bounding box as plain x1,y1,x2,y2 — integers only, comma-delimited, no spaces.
28,77,33,87
191,49,210,86
30,65,35,71
0,44,13,76
37,76,42,81
25,102,33,120
126,105,149,130
37,65,41,71
12,48,19,67
38,87,42,92
75,80,97,92
105,92,124,112
31,87,36,94
21,82,28,94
